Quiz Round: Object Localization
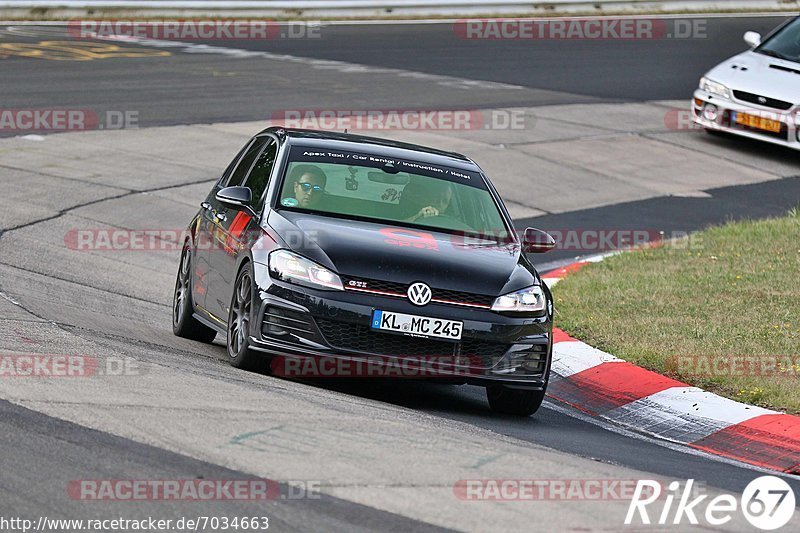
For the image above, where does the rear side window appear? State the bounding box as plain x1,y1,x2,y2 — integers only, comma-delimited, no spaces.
224,137,269,187
243,140,278,205
218,143,249,185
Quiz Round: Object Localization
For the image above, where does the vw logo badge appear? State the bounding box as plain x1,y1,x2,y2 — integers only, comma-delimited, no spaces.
407,282,432,306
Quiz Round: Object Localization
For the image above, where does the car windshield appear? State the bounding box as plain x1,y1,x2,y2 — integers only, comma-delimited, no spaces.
276,145,510,239
756,17,800,63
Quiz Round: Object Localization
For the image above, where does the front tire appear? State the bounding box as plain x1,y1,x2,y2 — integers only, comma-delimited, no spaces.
486,385,546,416
227,264,260,370
173,244,217,343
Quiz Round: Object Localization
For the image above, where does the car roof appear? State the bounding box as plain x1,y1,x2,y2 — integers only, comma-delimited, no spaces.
257,127,481,172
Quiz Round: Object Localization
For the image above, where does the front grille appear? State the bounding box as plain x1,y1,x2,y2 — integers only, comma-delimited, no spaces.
341,275,494,308
315,318,509,368
343,277,406,295
732,90,794,111
434,288,495,307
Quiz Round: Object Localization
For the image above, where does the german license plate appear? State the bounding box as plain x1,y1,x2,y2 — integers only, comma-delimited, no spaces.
371,310,462,340
734,112,781,133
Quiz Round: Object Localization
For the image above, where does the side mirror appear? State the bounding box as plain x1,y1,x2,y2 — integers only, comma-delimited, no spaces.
522,228,556,254
744,31,761,48
216,186,252,207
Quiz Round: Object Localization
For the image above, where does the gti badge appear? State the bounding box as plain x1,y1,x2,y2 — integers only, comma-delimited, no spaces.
407,282,432,306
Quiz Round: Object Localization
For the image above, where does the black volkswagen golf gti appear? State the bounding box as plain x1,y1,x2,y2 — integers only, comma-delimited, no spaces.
173,127,556,416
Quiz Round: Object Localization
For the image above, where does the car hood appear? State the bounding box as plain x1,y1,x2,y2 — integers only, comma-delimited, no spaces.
267,211,538,296
705,50,800,105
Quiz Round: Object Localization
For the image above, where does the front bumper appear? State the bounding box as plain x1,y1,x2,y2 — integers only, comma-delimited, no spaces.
692,90,800,150
248,264,552,389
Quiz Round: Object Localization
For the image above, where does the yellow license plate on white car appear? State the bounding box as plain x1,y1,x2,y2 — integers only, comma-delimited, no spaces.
371,310,462,340
735,112,781,133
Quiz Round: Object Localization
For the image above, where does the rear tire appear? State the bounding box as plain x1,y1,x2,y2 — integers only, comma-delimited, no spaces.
227,264,261,370
486,385,546,416
173,244,217,343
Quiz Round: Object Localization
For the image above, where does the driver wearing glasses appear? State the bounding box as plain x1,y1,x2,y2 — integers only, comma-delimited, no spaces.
289,164,327,209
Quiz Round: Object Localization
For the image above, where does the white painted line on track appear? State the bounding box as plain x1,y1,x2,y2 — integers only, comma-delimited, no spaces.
1,23,525,91
542,398,800,481
619,386,778,425
552,340,624,377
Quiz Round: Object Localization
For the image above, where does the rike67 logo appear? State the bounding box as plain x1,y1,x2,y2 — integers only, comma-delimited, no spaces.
626,477,796,530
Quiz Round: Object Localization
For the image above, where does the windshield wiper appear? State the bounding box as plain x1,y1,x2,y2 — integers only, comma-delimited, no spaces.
757,48,798,63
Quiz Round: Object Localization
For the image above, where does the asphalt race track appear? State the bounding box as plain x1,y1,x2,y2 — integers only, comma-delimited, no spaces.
1,15,799,531
0,16,794,127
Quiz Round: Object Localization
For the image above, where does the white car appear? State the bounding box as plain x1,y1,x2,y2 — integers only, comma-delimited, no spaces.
693,17,800,150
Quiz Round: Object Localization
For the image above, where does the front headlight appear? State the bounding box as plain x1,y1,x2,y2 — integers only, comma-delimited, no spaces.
491,285,546,313
699,77,731,99
268,250,343,290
